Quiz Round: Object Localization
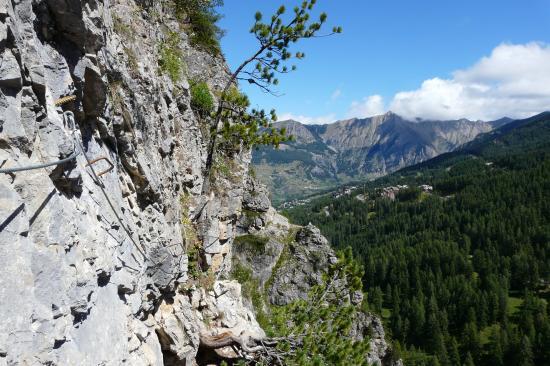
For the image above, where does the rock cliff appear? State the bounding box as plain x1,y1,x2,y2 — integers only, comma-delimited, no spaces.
234,176,401,366
0,1,398,365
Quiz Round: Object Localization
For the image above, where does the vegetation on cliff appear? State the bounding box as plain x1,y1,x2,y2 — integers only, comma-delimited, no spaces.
264,248,370,366
173,0,225,55
232,245,373,366
167,3,378,364
202,0,342,193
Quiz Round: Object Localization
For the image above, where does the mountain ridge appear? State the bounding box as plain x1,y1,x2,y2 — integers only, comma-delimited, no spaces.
253,111,517,205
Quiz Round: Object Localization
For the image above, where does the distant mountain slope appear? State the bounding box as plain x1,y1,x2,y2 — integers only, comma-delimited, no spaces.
392,111,550,178
253,112,512,205
463,111,550,154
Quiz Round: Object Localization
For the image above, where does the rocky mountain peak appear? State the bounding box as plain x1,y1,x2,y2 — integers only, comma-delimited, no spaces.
255,112,512,204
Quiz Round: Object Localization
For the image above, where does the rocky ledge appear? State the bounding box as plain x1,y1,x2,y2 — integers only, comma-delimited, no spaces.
233,176,402,366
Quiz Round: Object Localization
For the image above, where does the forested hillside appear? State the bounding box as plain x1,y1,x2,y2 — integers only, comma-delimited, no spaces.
285,112,550,365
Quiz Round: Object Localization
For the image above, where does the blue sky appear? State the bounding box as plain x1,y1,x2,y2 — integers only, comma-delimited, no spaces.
218,0,550,123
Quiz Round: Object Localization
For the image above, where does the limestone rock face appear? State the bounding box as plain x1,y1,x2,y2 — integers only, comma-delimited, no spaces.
242,175,270,213
0,1,399,365
197,281,265,340
268,224,338,306
351,312,404,366
0,49,22,88
0,0,250,364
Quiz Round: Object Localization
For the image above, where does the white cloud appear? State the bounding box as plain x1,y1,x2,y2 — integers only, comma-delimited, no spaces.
277,112,336,125
330,88,342,101
344,43,550,121
388,42,550,120
346,95,385,118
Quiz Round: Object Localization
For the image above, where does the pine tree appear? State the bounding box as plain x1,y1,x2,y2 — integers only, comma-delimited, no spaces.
463,352,475,366
487,326,504,366
265,248,370,365
535,319,550,363
430,356,441,366
518,335,534,366
411,296,426,341
462,322,481,356
448,337,461,366
203,0,342,190
370,286,383,314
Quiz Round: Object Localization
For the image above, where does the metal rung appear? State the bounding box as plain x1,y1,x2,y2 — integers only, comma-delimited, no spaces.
85,156,114,177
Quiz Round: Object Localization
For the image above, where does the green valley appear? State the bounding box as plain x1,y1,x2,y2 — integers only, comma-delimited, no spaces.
285,112,550,365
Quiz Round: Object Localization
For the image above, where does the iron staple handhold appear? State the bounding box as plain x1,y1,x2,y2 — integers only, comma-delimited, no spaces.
85,156,114,177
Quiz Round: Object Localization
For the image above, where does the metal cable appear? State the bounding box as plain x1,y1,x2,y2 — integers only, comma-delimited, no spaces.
0,149,81,174
64,112,178,279
0,128,81,174
0,106,83,174
0,111,181,280
64,111,147,260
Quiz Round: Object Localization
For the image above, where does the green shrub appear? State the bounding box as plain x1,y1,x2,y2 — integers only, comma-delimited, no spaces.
173,0,224,55
231,262,270,331
159,31,183,82
190,81,214,117
231,262,252,284
264,248,370,365
234,234,268,255
113,15,134,39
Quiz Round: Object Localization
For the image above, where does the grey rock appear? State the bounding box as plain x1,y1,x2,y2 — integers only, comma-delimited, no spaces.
0,1,397,365
154,295,198,364
242,175,270,212
19,86,42,145
268,224,336,306
0,0,239,363
351,312,402,366
0,0,8,17
0,49,21,88
0,89,33,154
197,281,265,340
42,43,74,100
82,61,107,118
160,137,174,157
0,22,7,50
44,0,87,51
233,236,285,287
